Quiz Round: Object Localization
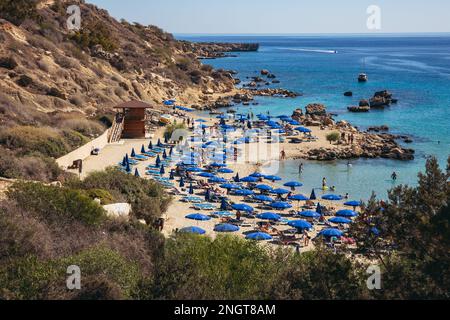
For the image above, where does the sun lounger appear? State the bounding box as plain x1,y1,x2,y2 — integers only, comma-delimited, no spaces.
192,203,216,210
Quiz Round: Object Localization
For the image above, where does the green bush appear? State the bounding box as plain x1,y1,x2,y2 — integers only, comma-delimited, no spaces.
16,75,33,87
7,182,106,226
149,234,279,299
0,0,38,26
61,246,141,299
0,247,140,300
326,131,340,144
0,147,65,182
0,57,18,70
60,118,105,137
84,188,116,205
70,21,118,52
0,126,71,158
70,168,172,224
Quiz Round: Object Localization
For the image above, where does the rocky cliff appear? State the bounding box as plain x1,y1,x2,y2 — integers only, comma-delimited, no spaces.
0,0,240,127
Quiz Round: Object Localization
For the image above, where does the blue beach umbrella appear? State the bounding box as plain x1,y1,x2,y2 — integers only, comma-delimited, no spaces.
289,194,309,201
208,177,227,184
318,228,343,238
234,173,240,182
155,155,161,167
214,223,240,233
344,200,361,208
299,210,321,218
179,177,185,188
169,169,175,180
295,126,312,133
240,176,258,183
186,167,203,173
131,148,136,157
179,226,206,235
157,139,163,147
255,184,273,191
246,232,272,241
329,217,352,224
257,212,281,221
148,141,153,149
205,189,210,201
254,195,274,202
265,175,282,182
198,172,216,178
270,202,292,210
195,119,207,123
220,183,241,190
185,213,211,221
310,189,317,200
134,168,140,177
141,145,146,154
234,189,254,196
121,156,127,167
249,172,264,178
160,164,165,175
162,149,168,159
169,146,173,156
271,188,290,195
210,162,227,168
288,220,312,230
322,194,343,201
231,203,254,212
189,182,194,195
218,168,234,174
336,209,358,217
284,181,303,188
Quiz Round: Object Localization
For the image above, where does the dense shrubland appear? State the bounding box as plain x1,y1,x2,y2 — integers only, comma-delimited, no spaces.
0,157,448,300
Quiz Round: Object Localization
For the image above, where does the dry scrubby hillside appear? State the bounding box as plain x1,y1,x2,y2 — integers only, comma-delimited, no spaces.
0,0,236,128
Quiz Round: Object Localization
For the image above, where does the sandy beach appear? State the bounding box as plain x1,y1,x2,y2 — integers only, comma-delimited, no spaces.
78,109,356,251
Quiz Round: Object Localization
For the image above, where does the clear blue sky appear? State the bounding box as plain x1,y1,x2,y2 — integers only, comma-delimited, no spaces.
87,0,450,34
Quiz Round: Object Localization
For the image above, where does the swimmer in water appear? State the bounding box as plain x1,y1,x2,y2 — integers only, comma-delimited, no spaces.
391,172,398,181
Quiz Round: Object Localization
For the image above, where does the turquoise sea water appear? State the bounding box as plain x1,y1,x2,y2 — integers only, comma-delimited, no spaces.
177,34,450,200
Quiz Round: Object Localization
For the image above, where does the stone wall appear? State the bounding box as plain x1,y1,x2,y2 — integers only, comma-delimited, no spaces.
56,129,110,169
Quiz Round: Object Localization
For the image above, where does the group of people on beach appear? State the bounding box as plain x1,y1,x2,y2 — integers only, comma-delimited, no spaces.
341,132,356,145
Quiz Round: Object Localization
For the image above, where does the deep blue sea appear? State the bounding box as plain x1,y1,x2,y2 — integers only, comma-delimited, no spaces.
177,34,450,200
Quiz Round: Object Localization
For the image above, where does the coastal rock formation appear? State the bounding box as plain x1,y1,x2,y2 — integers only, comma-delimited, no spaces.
305,103,327,116
367,125,389,132
291,108,304,121
306,133,415,161
184,42,259,59
359,100,370,107
348,106,370,112
243,88,299,98
369,90,397,108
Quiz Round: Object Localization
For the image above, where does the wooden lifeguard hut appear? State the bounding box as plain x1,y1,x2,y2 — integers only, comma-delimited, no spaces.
109,100,155,142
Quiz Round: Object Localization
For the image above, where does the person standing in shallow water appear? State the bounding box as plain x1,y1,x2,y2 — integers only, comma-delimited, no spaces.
299,162,303,174
391,172,398,181
322,177,327,189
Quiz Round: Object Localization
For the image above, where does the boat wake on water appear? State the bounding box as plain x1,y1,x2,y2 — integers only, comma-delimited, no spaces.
279,48,338,54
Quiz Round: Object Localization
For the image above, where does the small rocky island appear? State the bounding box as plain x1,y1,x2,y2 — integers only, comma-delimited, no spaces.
348,90,398,112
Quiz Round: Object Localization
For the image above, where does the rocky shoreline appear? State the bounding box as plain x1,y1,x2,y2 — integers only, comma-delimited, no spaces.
181,41,259,59
290,104,415,161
